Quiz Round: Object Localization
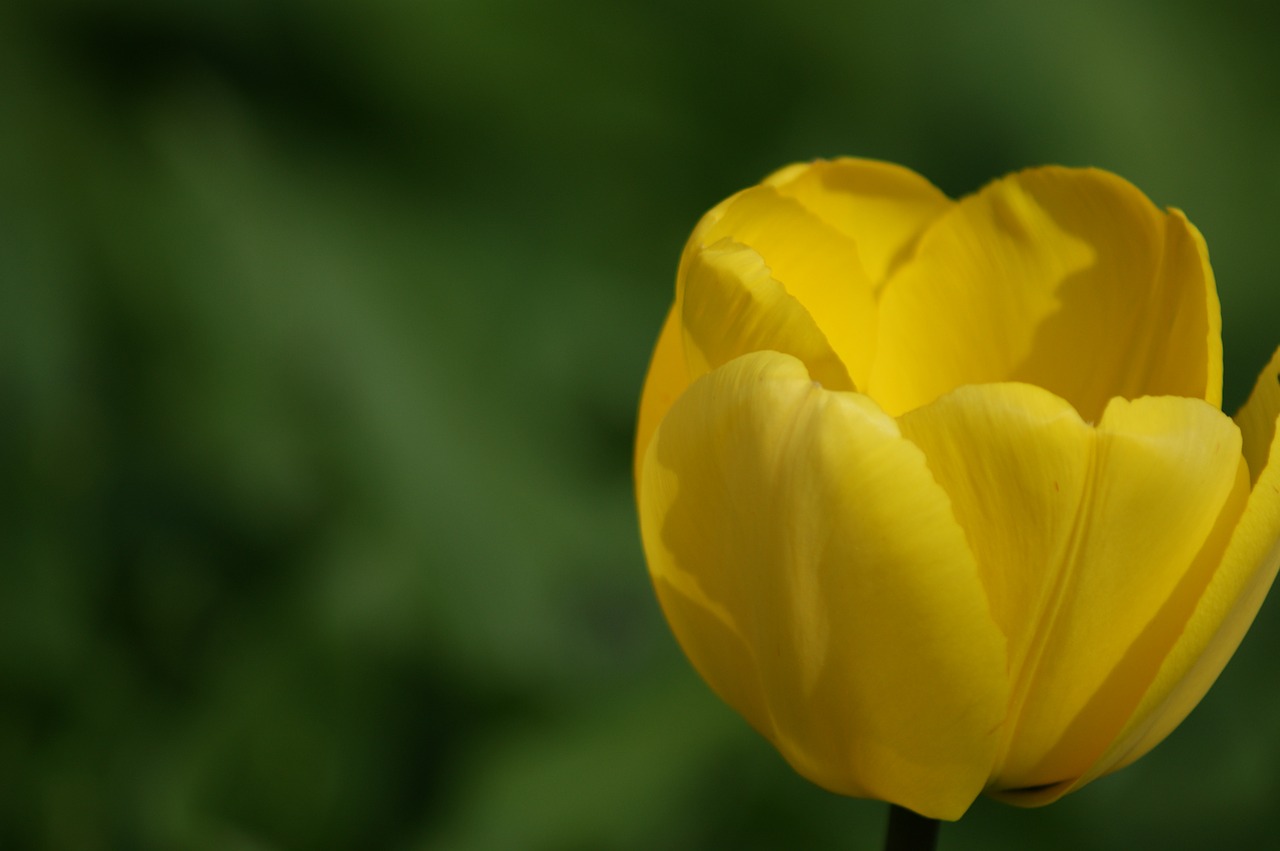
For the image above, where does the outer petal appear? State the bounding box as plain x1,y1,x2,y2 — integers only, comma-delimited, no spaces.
634,305,688,490
1052,347,1280,796
897,385,1244,794
1236,346,1280,484
639,351,1008,820
870,168,1222,420
681,186,878,388
763,157,954,285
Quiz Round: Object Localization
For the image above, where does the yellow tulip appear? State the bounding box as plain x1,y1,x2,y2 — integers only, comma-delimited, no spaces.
634,159,1280,820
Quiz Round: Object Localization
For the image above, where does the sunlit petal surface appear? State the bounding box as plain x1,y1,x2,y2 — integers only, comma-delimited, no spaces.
635,160,1279,819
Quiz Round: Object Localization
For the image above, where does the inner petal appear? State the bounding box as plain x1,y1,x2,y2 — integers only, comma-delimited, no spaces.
682,185,877,388
763,157,954,285
870,167,1221,420
679,239,854,392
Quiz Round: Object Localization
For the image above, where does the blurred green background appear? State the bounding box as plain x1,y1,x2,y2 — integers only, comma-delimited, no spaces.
3,0,1279,848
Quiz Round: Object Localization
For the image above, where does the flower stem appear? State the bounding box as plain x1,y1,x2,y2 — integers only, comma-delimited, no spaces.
883,804,940,851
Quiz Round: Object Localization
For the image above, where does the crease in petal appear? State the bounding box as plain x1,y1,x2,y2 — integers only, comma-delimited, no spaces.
991,455,1249,807
763,157,954,285
898,385,1243,792
682,186,878,388
871,168,1220,419
639,351,1007,820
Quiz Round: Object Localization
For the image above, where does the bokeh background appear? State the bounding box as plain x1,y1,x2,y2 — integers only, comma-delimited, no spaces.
3,0,1279,848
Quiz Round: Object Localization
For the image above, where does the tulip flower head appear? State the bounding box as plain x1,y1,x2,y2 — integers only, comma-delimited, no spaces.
634,159,1280,820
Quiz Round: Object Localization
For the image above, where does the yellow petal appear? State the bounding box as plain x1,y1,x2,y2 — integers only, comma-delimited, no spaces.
681,186,878,388
680,239,853,392
633,168,895,496
639,351,1007,820
763,157,954,285
1055,347,1280,795
1236,346,1280,484
897,384,1244,793
870,168,1222,419
633,304,688,490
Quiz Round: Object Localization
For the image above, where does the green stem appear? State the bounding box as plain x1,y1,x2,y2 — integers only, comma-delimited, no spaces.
883,804,940,851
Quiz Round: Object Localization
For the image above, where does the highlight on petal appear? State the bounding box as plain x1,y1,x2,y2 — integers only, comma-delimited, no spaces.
870,168,1222,419
897,385,1245,794
679,185,878,387
763,157,953,285
639,351,1008,820
1057,347,1280,794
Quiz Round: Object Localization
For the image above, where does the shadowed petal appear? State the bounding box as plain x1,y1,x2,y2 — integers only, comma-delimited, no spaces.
898,385,1243,792
639,351,1007,820
1236,346,1280,484
634,305,688,490
1044,347,1280,798
871,168,1222,419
